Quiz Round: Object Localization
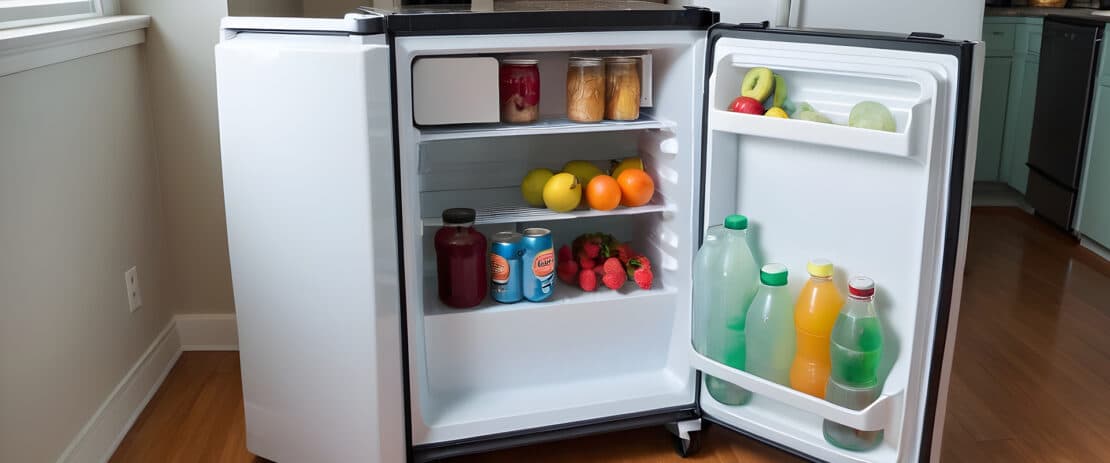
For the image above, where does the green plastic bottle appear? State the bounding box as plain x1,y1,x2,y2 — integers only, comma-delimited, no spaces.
696,214,759,405
744,263,796,387
823,276,885,451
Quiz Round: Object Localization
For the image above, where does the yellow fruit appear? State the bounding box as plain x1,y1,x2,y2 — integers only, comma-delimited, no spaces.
609,157,644,180
542,173,582,212
521,168,555,207
562,160,604,184
764,107,789,119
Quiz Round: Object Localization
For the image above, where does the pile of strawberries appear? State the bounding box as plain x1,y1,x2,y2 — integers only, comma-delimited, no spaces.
556,233,654,292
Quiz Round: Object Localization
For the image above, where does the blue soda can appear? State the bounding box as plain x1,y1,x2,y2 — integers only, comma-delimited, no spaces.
490,231,523,303
521,228,555,302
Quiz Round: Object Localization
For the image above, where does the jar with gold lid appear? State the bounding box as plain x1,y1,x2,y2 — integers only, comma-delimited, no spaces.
604,57,641,121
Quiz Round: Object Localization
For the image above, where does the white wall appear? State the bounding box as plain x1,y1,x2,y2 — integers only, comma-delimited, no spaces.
0,45,172,463
121,0,236,314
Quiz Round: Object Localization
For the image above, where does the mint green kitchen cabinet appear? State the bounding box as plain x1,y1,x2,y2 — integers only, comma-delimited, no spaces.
975,56,1012,181
992,17,1043,194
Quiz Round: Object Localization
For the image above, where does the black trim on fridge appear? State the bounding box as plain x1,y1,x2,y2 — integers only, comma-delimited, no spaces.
411,405,699,463
387,31,417,463
380,6,717,36
696,25,976,462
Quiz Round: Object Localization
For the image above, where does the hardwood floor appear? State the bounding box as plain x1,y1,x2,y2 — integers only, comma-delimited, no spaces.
110,208,1110,462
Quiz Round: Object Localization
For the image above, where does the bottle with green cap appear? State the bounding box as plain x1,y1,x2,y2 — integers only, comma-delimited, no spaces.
693,214,759,406
789,258,846,398
744,263,796,387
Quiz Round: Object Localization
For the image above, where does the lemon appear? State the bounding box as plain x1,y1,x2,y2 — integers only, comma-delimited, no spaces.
610,157,644,180
764,107,789,119
562,160,604,184
521,168,554,207
542,173,582,212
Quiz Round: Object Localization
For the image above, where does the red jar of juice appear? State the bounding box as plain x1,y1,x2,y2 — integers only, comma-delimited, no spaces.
499,59,540,123
435,208,488,308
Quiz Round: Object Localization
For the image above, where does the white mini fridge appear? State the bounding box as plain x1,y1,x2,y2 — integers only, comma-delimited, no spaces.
215,2,982,462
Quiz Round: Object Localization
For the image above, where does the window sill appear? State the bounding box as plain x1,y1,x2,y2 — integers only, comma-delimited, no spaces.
0,15,150,77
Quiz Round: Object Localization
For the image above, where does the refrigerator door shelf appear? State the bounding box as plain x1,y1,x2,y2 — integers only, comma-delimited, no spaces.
708,106,926,158
690,351,902,432
417,113,676,142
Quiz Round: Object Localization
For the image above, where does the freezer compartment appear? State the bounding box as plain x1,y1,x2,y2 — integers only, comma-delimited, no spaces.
708,45,938,158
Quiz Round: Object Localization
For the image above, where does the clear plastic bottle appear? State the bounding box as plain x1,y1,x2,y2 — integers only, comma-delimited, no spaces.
693,214,759,405
744,263,796,387
789,259,845,398
824,276,885,451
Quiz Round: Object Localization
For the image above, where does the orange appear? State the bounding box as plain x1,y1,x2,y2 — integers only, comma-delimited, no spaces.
586,175,621,211
617,169,654,207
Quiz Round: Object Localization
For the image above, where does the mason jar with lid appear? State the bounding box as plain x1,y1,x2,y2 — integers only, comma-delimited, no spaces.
566,57,605,123
499,58,540,123
604,57,641,121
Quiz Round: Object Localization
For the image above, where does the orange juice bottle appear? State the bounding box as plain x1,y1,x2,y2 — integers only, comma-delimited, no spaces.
789,259,845,398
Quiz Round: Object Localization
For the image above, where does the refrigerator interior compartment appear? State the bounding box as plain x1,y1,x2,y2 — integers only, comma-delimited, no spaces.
689,351,903,432
417,285,692,444
699,383,901,463
708,46,940,159
416,112,675,142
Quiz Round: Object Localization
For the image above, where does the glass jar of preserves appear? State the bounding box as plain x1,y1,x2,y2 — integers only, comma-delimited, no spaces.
566,57,605,123
499,58,540,123
604,57,641,121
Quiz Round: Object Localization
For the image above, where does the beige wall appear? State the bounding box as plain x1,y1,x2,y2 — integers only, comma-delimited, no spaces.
122,0,236,314
0,45,172,463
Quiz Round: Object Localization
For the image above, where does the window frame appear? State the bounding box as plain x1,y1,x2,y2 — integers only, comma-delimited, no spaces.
0,0,105,30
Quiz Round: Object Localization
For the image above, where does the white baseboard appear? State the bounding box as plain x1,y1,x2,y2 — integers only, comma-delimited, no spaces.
176,313,239,351
57,319,182,463
1080,236,1110,263
56,313,240,463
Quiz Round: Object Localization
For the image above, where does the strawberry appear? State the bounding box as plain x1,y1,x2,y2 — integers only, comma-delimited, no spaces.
557,260,579,285
602,269,627,290
626,255,652,279
603,257,624,276
582,240,601,259
613,243,633,264
632,266,654,290
578,253,596,270
578,268,598,291
558,245,573,263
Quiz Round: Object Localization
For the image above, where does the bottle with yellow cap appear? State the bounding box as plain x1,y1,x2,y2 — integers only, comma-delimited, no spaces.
789,258,846,398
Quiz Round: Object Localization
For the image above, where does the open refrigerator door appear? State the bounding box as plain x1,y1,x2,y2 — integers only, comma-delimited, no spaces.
690,25,979,463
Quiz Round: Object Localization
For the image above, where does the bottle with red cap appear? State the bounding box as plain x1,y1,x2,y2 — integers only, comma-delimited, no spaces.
823,276,885,451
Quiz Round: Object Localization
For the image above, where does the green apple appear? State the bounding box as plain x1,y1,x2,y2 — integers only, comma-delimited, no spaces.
793,102,832,124
849,101,897,132
772,73,788,109
741,67,774,102
521,168,554,207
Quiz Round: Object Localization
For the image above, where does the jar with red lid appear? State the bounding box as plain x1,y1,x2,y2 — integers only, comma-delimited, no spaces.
499,59,540,123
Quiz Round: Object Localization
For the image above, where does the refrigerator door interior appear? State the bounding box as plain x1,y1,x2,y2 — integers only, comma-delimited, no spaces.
692,26,976,463
215,28,404,462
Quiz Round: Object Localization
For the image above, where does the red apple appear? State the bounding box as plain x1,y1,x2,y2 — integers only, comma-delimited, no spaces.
728,96,764,115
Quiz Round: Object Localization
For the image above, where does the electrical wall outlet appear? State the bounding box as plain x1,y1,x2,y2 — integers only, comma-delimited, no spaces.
125,266,142,312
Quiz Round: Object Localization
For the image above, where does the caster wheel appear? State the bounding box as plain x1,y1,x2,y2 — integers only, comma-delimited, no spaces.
672,430,702,457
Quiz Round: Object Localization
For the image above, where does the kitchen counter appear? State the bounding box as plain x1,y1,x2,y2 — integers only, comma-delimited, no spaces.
986,6,1110,20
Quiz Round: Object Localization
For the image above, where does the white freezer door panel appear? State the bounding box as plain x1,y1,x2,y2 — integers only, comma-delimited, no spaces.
216,32,403,463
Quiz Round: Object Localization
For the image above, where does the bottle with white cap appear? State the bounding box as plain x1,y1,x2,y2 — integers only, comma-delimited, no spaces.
744,263,796,387
824,276,885,451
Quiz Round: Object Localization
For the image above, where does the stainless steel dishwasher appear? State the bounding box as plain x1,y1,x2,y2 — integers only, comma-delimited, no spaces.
1026,15,1103,230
